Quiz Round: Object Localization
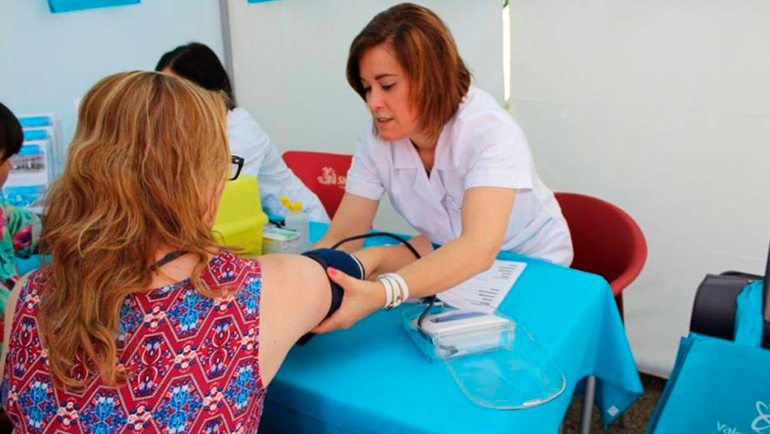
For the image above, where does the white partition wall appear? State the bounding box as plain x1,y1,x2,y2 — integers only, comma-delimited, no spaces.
228,0,503,232
509,0,770,377
0,0,225,148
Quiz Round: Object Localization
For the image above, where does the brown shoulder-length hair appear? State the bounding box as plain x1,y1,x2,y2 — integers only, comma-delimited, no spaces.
38,71,230,389
346,3,471,141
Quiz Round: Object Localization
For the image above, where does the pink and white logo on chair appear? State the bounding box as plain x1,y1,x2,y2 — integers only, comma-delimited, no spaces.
317,166,346,189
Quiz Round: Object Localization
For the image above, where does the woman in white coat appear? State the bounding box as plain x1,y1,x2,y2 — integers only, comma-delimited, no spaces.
157,42,329,222
312,3,573,333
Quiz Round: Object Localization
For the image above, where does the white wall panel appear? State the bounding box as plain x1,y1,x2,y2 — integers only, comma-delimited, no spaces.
510,0,770,377
0,0,224,148
229,0,503,232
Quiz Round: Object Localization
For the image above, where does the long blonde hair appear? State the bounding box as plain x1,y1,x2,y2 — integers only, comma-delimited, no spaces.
38,71,230,388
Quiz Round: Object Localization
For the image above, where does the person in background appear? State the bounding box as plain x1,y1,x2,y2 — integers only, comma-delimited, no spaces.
0,71,429,432
312,3,573,334
156,42,330,222
0,102,40,353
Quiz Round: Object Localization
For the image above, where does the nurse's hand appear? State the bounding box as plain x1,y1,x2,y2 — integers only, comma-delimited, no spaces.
311,267,386,334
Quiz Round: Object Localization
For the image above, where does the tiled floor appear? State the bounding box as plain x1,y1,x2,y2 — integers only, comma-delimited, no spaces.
562,373,666,433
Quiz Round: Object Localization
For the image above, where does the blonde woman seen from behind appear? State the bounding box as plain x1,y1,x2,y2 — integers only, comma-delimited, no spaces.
0,71,427,433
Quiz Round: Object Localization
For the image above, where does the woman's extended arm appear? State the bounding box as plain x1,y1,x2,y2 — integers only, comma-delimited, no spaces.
257,234,431,383
312,186,515,333
311,193,379,253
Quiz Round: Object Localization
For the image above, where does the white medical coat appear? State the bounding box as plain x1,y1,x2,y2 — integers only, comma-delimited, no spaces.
228,108,330,222
345,87,573,266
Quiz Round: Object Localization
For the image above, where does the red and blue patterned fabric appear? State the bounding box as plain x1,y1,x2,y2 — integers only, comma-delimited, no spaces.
1,250,265,433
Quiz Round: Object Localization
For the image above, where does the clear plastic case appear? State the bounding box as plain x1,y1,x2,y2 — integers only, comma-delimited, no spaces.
402,303,566,409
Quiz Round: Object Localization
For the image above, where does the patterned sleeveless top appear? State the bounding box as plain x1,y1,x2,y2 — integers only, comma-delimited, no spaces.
1,251,265,433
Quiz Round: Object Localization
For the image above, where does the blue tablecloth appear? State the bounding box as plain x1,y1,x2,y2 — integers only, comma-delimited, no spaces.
259,223,642,433
13,223,642,432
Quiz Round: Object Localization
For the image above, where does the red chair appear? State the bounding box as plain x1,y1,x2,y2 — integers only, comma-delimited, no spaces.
555,192,647,320
555,192,647,434
282,151,353,219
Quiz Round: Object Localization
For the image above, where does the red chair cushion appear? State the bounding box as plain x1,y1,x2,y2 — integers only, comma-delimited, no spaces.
555,192,647,297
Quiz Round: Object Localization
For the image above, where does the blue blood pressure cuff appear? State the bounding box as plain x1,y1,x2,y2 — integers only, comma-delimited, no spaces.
302,248,365,317
297,248,365,345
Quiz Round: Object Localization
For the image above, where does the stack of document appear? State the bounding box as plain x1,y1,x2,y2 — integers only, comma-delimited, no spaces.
438,260,527,313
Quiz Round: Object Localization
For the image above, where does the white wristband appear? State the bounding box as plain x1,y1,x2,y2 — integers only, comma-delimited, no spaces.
377,275,395,309
383,273,409,304
380,273,409,309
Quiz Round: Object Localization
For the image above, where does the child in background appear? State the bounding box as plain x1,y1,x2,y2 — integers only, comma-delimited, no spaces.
0,102,41,349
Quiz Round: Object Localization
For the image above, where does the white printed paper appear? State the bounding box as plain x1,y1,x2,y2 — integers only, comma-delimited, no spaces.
437,260,527,313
